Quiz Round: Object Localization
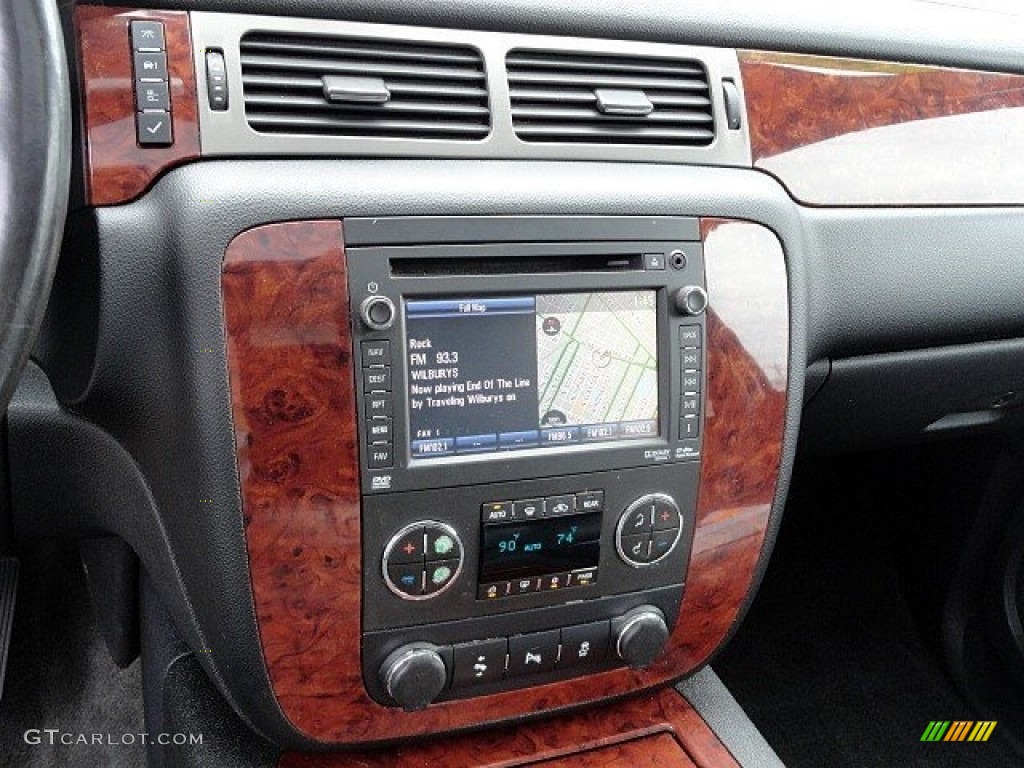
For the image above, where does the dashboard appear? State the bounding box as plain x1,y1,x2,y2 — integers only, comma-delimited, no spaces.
7,1,1024,766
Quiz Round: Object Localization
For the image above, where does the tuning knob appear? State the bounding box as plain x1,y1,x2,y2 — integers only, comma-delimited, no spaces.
380,644,448,711
360,295,396,331
673,286,708,316
614,606,669,669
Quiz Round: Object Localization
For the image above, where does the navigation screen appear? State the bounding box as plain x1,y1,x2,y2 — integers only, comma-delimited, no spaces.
404,291,659,460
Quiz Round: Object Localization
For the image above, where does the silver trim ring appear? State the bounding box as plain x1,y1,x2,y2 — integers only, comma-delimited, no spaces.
615,493,683,568
382,520,464,601
360,294,397,331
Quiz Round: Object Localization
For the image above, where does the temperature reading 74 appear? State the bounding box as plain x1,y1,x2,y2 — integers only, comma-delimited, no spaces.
557,526,578,545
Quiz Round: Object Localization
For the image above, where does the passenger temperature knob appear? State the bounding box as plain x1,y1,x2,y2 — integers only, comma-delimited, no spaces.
673,285,708,316
380,643,447,711
614,606,669,669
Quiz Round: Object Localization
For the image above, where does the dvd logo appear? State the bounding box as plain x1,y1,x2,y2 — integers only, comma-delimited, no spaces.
371,475,392,490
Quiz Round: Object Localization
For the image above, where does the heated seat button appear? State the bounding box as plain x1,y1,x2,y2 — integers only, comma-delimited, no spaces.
620,534,652,564
452,638,507,688
425,526,461,562
558,621,610,669
422,559,459,594
622,504,653,535
508,630,559,676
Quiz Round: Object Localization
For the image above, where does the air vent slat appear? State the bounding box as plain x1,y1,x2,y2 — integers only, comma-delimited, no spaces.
242,38,481,65
241,32,490,140
511,105,713,125
514,124,715,143
507,49,714,147
240,53,485,82
507,53,706,77
509,87,711,109
508,70,708,92
246,92,491,117
243,73,488,100
247,113,491,137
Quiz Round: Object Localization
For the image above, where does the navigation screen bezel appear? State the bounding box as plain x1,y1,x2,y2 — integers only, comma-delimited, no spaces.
402,290,661,465
345,236,705,495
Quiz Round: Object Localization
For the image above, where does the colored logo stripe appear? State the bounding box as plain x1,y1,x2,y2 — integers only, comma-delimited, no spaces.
921,721,950,741
945,721,973,741
970,722,998,742
921,721,997,742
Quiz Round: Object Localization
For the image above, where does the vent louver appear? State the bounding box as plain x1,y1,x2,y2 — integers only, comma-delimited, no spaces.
507,50,714,146
240,32,490,140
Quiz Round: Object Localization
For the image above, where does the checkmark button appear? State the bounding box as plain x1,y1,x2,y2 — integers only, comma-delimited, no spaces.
136,111,173,146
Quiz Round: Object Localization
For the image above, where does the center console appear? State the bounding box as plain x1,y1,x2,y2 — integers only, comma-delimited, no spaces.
343,217,709,708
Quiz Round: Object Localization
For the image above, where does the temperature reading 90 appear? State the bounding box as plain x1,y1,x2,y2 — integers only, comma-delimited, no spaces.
498,532,520,553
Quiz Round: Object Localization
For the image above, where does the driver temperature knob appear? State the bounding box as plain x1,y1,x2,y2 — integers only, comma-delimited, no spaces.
614,606,669,669
380,643,447,711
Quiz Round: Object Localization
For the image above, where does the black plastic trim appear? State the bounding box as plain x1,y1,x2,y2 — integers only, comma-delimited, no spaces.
22,158,807,749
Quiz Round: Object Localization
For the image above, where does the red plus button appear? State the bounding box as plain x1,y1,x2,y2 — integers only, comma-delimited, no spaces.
652,499,681,532
390,527,425,564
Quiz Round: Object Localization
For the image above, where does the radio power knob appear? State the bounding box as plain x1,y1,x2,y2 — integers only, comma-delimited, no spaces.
361,295,397,331
380,643,448,711
614,606,670,669
674,285,708,316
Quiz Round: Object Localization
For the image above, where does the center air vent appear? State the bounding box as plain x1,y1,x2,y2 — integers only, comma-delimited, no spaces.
506,50,714,146
240,32,490,140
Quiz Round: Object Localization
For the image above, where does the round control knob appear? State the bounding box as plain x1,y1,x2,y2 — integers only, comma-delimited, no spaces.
615,606,670,669
674,285,708,316
360,295,396,331
380,644,448,711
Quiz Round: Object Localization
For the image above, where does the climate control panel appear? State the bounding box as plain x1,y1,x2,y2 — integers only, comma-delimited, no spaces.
361,464,697,707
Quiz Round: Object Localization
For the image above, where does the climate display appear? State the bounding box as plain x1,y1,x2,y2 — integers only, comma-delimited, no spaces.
479,512,602,587
404,291,659,460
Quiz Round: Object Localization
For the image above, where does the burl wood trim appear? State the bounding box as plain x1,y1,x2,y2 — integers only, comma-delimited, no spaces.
739,50,1024,205
76,6,200,206
224,218,787,744
279,687,738,767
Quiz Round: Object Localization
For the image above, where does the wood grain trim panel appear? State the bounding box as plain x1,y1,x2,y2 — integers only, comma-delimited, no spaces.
739,50,1024,205
224,218,787,744
76,6,200,206
279,687,738,767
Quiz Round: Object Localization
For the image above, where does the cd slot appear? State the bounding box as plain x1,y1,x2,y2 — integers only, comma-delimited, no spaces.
390,252,643,276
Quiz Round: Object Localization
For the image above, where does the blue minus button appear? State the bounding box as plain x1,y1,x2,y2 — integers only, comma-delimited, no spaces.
411,437,455,458
455,434,498,454
499,430,540,450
